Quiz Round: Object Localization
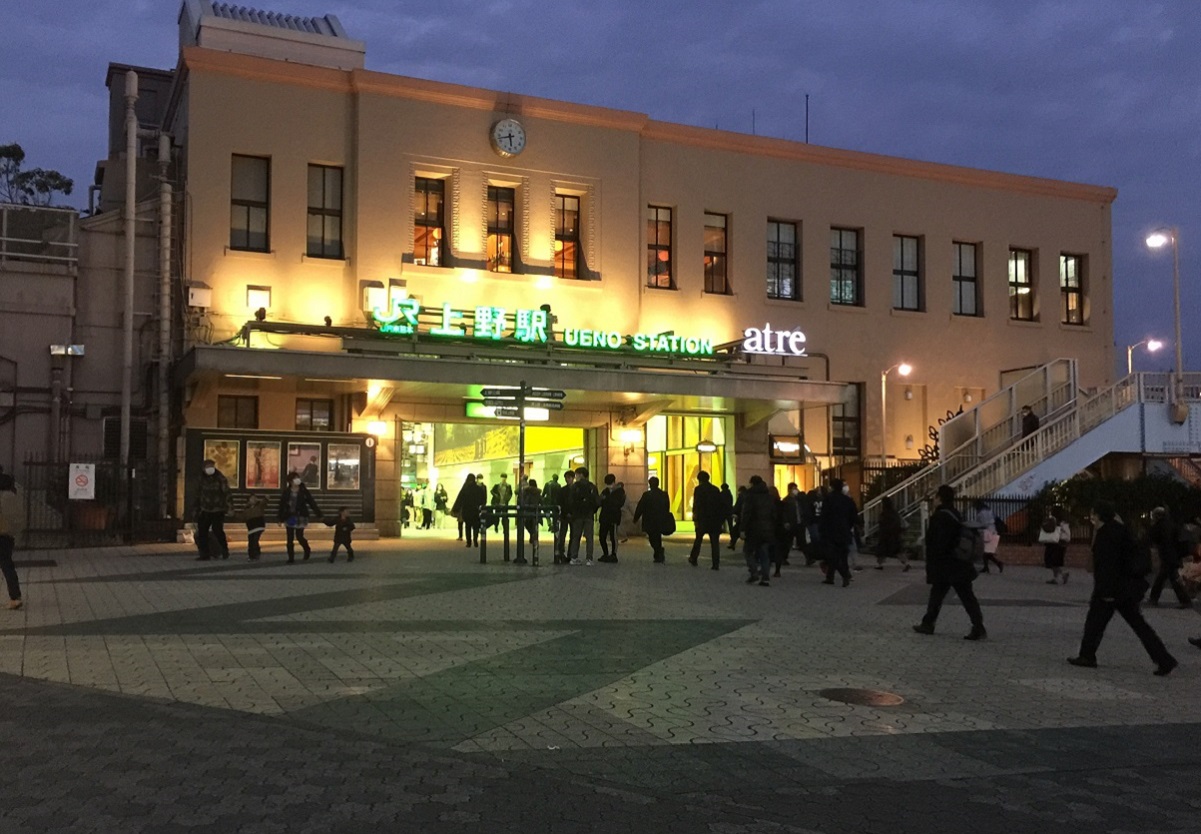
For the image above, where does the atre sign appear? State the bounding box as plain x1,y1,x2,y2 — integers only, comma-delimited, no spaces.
742,324,807,356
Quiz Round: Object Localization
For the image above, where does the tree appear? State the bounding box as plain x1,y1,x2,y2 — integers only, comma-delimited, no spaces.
0,143,73,206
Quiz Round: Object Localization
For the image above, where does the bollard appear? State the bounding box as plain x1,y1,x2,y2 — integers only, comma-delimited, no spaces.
479,525,487,564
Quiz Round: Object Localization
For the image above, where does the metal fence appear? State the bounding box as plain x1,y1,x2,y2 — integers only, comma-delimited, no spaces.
20,456,176,548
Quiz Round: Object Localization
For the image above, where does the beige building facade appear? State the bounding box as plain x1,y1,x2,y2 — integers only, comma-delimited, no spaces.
134,2,1115,534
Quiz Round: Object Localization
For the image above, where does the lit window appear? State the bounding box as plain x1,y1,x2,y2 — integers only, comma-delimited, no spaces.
830,227,861,306
646,205,673,289
703,212,729,294
486,186,515,273
1009,248,1035,321
767,220,799,300
554,194,580,279
1060,253,1085,325
414,177,446,266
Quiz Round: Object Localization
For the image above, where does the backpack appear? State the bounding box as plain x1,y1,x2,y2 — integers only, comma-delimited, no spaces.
1041,517,1057,534
939,508,977,563
570,481,599,516
993,516,1009,536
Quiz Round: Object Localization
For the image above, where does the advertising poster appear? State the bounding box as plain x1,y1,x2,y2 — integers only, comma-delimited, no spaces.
203,439,240,486
246,441,281,489
287,442,322,488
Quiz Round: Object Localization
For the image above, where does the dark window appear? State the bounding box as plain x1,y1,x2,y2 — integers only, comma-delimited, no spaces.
767,220,799,300
306,164,343,259
486,186,515,273
703,212,729,294
646,205,673,289
1060,254,1085,325
102,417,148,460
830,227,862,305
892,235,922,311
831,383,862,459
217,396,258,429
414,177,445,266
952,242,979,316
555,194,580,279
295,398,334,431
230,155,269,252
1009,248,1035,321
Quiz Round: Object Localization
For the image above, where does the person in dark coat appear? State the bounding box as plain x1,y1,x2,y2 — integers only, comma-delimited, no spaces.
553,470,575,563
1020,405,1040,437
782,483,809,560
875,495,910,571
770,486,792,577
739,476,776,586
326,507,356,563
598,474,626,563
719,482,735,536
193,458,231,561
451,473,486,548
818,478,857,587
727,484,747,551
1147,507,1192,608
277,473,322,563
688,471,725,569
633,476,673,563
1068,502,1177,675
912,484,987,640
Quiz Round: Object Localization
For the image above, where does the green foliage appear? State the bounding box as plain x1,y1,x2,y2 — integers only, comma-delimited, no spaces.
0,142,73,206
1033,474,1201,536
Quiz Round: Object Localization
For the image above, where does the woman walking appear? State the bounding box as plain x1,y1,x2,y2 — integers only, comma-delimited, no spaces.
278,472,322,563
452,473,486,548
1040,506,1071,584
974,500,1004,574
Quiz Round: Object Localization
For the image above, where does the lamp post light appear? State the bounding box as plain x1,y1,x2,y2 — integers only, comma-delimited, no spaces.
881,362,912,458
1126,338,1164,376
1145,228,1186,422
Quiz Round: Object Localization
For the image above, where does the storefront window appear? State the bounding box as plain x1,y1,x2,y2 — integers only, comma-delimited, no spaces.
646,414,730,522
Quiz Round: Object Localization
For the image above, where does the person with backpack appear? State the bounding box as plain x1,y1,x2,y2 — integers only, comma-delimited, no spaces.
1039,506,1071,585
1068,501,1176,676
566,466,600,566
912,484,987,640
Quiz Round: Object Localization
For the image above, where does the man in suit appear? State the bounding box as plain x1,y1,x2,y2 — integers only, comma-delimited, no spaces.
688,471,724,570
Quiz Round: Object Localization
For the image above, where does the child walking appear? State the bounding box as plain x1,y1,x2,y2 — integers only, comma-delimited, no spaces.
244,494,268,560
328,507,356,563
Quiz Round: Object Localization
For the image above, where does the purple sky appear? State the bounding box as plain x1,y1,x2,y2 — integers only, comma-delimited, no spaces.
4,1,1198,377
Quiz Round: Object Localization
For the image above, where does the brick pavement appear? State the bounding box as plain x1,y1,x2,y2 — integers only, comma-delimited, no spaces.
2,533,1200,832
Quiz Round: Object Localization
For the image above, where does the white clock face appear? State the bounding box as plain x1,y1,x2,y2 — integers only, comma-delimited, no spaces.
491,118,526,157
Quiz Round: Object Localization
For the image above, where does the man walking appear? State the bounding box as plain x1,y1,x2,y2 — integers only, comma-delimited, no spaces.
566,466,600,566
818,478,856,587
553,469,575,563
598,474,625,563
1068,501,1177,675
633,476,673,563
193,458,231,561
740,475,776,586
491,473,513,535
1147,506,1192,609
912,484,987,640
688,471,724,569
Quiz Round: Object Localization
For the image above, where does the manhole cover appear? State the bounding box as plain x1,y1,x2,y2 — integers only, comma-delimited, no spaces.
818,688,905,707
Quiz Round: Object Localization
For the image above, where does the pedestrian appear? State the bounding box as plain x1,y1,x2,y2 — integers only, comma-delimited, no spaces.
728,484,747,551
1020,404,1040,438
243,493,268,561
632,476,673,563
1039,507,1071,584
973,499,1004,573
719,482,735,539
193,458,231,561
566,466,600,565
875,495,910,571
818,478,856,587
782,483,809,559
518,477,542,564
1068,501,1177,675
0,470,26,610
912,485,986,640
418,483,434,529
553,469,575,563
491,473,513,535
598,474,626,563
278,472,321,562
739,475,775,586
1147,506,1192,609
770,485,792,577
433,483,449,527
688,471,724,569
326,507,356,563
451,473,485,548
804,486,826,566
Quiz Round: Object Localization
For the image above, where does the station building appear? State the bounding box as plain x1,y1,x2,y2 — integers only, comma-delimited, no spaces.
92,1,1116,535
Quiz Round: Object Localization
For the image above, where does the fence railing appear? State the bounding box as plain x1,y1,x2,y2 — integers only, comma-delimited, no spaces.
0,203,78,266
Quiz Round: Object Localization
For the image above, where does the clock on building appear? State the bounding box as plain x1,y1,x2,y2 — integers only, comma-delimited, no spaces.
489,118,526,157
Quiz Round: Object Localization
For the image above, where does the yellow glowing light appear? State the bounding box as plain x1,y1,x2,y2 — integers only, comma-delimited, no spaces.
620,428,643,444
366,420,389,438
367,382,383,400
246,285,272,311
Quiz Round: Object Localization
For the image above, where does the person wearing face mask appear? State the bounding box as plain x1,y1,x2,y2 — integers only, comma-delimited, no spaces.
193,458,231,561
277,471,322,562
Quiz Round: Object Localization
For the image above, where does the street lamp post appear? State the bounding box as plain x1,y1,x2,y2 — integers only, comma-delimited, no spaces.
1126,338,1164,376
881,362,912,458
1146,229,1186,422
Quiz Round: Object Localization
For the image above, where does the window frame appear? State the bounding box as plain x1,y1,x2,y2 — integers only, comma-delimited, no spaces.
892,234,922,311
1060,253,1085,326
830,227,863,306
952,241,980,316
217,395,259,429
646,205,674,289
766,219,800,301
295,398,334,432
1008,248,1035,321
486,185,516,273
831,382,862,460
703,212,730,294
230,154,270,252
554,193,581,279
414,176,446,267
306,164,343,259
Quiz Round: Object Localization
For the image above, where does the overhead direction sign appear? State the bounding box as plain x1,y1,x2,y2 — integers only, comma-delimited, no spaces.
524,400,563,410
528,389,566,399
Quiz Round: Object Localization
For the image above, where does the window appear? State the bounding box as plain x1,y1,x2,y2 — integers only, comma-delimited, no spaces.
414,177,446,266
217,396,258,429
892,235,922,311
554,194,580,279
1060,254,1085,325
767,220,799,300
831,383,862,459
646,205,673,289
703,212,729,294
952,242,979,316
830,228,862,305
486,186,515,273
1009,248,1035,321
306,164,343,259
230,155,269,251
295,398,334,431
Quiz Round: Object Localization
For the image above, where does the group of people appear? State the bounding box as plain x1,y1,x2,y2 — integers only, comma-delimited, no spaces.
400,483,449,530
192,458,357,564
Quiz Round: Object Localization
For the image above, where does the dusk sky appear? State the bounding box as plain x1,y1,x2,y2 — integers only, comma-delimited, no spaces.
3,1,1198,377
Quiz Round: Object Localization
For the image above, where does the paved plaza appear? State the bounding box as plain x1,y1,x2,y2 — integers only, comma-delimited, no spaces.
3,532,1201,832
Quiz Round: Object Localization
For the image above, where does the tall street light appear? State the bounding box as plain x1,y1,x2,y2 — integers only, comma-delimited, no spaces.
1145,228,1186,422
881,362,912,458
1126,338,1164,376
